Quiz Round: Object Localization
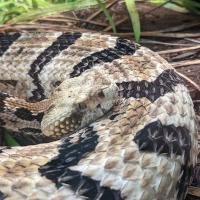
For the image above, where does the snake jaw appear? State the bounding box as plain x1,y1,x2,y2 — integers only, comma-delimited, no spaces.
41,74,119,138
42,113,83,138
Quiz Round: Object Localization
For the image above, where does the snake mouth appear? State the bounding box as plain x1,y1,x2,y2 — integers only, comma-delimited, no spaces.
41,113,82,138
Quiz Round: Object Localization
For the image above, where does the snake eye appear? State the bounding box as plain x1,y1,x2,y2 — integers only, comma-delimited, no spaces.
52,81,61,87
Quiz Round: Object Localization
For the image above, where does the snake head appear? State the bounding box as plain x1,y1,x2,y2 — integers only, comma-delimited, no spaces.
41,72,118,138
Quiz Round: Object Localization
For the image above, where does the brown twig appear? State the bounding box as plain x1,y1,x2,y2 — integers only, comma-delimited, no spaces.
172,52,197,61
176,71,200,93
141,39,192,47
45,16,108,27
103,16,128,31
86,0,118,21
155,22,200,33
171,59,200,68
185,38,200,44
157,45,200,54
111,32,200,38
0,23,86,32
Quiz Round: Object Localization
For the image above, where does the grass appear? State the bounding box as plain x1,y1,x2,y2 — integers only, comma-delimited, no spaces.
149,0,200,14
0,0,140,40
1,0,199,39
0,0,101,24
4,131,20,146
96,0,117,33
125,0,140,42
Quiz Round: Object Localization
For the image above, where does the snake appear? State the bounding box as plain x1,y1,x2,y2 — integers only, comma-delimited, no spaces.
0,31,198,200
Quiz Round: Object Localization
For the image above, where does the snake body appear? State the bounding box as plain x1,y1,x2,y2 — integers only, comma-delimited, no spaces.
0,32,198,200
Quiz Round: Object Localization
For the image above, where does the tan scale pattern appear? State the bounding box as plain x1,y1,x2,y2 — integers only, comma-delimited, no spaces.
0,32,62,99
39,32,118,98
69,97,183,200
0,141,70,200
0,32,198,200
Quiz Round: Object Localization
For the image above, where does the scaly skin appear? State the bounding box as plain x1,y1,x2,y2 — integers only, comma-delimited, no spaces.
0,32,198,200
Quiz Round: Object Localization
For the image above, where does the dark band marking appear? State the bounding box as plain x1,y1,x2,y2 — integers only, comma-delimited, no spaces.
0,92,10,112
13,130,49,146
19,128,41,134
117,69,183,102
28,32,82,101
0,92,10,100
177,166,192,200
194,101,200,114
39,126,122,199
133,120,191,158
0,191,5,200
59,169,122,200
0,32,21,57
191,165,200,187
0,118,5,127
70,38,138,78
133,120,191,200
39,126,98,181
0,80,17,87
14,108,43,122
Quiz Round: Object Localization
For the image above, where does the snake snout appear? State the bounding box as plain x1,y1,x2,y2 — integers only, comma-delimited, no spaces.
41,75,119,139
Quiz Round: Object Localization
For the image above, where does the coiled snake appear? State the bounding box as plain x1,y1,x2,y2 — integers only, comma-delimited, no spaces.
0,32,198,200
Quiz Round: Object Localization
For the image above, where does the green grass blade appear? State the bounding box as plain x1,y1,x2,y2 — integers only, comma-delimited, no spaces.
0,1,14,9
182,0,200,14
149,0,200,14
4,131,20,146
8,0,101,24
96,0,116,33
124,0,141,42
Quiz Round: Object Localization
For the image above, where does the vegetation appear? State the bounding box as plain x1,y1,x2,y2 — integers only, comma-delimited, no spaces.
0,0,200,40
0,0,101,25
150,0,200,14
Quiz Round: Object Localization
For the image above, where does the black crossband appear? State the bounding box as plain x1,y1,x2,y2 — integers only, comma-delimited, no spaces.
70,38,139,78
0,32,21,57
28,32,82,101
117,69,183,102
39,126,123,200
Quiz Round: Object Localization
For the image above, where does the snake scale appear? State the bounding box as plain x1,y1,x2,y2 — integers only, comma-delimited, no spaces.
0,32,198,200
